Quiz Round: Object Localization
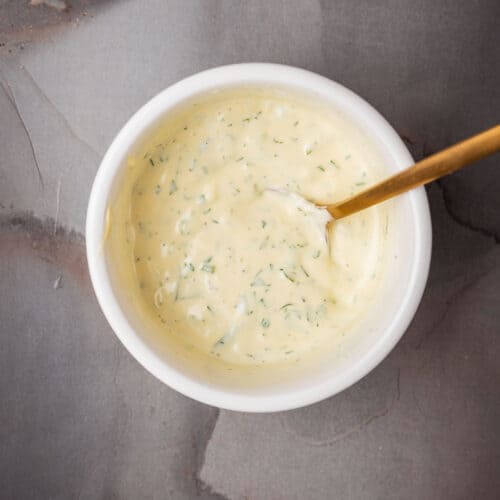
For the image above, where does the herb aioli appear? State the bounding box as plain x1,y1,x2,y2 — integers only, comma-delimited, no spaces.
117,88,391,366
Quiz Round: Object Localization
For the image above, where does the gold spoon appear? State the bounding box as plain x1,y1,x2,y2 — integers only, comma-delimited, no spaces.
325,125,500,220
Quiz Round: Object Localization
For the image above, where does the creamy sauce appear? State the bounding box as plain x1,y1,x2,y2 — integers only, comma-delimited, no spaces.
113,88,391,366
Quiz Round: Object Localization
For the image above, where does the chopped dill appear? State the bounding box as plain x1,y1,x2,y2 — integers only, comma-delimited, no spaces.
201,256,215,273
280,268,295,282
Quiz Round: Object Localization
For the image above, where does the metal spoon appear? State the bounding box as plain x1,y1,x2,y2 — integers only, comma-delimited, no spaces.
322,125,500,220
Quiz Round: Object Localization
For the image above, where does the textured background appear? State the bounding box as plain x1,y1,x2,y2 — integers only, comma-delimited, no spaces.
1,1,499,499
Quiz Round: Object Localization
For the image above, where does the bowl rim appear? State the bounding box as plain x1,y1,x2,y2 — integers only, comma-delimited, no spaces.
86,63,432,412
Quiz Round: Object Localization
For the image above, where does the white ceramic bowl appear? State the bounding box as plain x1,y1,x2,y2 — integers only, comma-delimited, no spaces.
86,63,431,412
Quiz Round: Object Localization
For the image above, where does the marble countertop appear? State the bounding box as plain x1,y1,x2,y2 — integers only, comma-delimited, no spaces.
1,1,499,498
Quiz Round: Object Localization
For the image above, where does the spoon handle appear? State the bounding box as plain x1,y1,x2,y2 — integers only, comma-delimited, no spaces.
328,125,500,220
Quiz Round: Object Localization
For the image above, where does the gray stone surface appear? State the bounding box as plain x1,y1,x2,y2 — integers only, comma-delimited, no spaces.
0,1,499,499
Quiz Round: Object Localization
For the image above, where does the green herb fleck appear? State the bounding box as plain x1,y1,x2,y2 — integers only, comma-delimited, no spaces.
169,179,178,195
212,219,219,224
280,268,295,282
201,257,215,273
261,318,270,328
154,184,161,195
280,303,293,310
305,148,313,155
312,250,321,259
149,158,155,166
300,265,310,278
214,335,226,347
355,182,366,186
273,138,284,144
236,156,244,162
329,160,338,168
317,165,325,172
261,220,267,229
293,120,299,127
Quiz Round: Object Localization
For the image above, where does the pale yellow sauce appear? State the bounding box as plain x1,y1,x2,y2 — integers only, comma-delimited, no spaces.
113,87,391,366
